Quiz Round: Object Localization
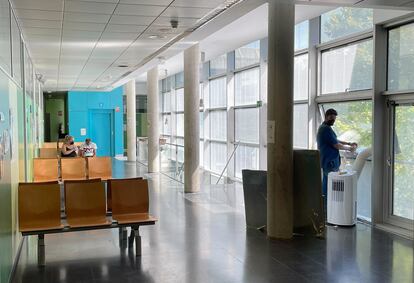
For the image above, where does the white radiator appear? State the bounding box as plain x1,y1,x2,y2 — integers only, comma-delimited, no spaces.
327,171,358,226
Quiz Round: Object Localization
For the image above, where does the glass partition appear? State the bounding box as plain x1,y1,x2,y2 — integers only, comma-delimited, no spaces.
0,0,11,74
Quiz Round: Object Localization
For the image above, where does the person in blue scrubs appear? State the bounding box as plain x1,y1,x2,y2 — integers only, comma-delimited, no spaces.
317,109,357,205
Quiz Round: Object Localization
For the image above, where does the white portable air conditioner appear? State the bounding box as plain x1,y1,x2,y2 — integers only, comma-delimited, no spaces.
327,171,357,226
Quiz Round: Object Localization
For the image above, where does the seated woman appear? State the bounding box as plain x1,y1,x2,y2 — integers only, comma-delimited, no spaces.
61,135,78,157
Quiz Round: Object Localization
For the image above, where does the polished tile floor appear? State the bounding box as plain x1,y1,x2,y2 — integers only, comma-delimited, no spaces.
12,159,414,283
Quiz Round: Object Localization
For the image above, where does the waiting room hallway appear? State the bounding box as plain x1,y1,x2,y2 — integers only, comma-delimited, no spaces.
12,160,413,283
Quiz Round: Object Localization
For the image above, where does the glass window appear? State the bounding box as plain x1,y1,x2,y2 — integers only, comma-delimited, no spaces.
320,100,372,149
11,12,21,86
295,21,309,51
199,111,204,139
176,113,184,137
392,104,414,220
388,23,414,91
235,108,259,144
0,0,11,74
210,54,227,76
176,88,184,112
235,41,260,69
162,114,171,135
200,140,204,167
209,110,226,141
175,72,184,89
235,145,259,179
294,54,308,101
321,7,373,43
210,142,227,174
321,39,373,94
235,67,260,106
162,78,171,93
293,104,308,148
162,92,171,112
209,77,226,108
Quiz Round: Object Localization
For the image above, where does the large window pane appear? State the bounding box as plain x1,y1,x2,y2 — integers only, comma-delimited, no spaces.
235,108,259,144
176,113,184,137
294,54,308,101
199,111,203,139
210,54,227,76
295,21,309,51
388,23,414,91
235,145,259,179
0,0,11,74
162,114,171,135
175,72,184,89
235,67,260,106
209,110,226,141
294,104,308,148
321,39,373,94
162,92,171,112
321,101,372,148
209,77,226,108
392,104,414,220
11,13,21,86
210,142,227,174
235,41,260,69
321,7,373,43
176,88,184,112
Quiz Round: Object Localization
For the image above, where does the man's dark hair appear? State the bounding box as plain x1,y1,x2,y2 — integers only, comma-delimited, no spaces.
325,108,338,117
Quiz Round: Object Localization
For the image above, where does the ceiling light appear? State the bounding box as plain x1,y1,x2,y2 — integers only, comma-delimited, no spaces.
148,34,166,40
117,64,129,68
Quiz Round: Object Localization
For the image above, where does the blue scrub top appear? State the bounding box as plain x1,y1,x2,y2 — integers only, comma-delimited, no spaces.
317,122,340,171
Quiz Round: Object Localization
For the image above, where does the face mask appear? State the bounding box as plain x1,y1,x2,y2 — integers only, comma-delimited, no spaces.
70,141,74,145
326,119,335,126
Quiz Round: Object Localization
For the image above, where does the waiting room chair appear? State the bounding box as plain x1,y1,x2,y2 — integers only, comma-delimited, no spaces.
18,181,63,232
39,148,58,159
33,158,59,182
64,179,111,228
61,157,86,180
108,178,157,224
87,157,112,180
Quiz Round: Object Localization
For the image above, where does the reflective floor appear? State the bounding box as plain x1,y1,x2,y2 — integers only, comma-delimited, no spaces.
12,159,414,283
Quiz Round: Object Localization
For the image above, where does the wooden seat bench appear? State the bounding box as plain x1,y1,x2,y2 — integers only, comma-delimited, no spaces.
18,178,157,266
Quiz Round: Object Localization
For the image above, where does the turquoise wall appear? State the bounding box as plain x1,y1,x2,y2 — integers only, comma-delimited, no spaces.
68,87,124,156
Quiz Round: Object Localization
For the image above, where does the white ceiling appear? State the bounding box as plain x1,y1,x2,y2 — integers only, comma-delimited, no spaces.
11,0,228,91
11,0,414,91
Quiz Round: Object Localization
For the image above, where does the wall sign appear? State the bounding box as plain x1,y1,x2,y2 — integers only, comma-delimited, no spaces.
115,106,120,112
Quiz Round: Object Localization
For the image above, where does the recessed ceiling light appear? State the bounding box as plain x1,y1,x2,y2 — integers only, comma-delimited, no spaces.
148,34,166,39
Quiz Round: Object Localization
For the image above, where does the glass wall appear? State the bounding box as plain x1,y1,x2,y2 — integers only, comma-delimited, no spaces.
235,41,260,69
320,7,373,43
321,39,373,94
388,23,414,91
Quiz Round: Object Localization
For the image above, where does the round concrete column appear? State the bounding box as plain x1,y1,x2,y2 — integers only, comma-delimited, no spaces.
184,43,200,193
126,80,137,161
147,67,160,173
267,1,294,239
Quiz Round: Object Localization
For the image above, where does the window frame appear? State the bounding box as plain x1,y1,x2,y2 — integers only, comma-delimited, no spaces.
317,32,374,97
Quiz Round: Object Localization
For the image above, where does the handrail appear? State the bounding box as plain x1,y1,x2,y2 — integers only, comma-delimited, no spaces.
216,141,240,185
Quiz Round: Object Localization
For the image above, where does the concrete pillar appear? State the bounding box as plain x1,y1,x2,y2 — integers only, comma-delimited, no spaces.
126,80,137,161
266,1,294,239
147,67,160,173
184,43,200,193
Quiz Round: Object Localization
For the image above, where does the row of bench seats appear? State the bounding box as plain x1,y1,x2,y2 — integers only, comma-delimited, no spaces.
18,178,157,264
40,142,83,158
33,156,112,182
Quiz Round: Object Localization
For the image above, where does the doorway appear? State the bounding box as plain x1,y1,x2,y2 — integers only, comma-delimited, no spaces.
89,110,114,157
